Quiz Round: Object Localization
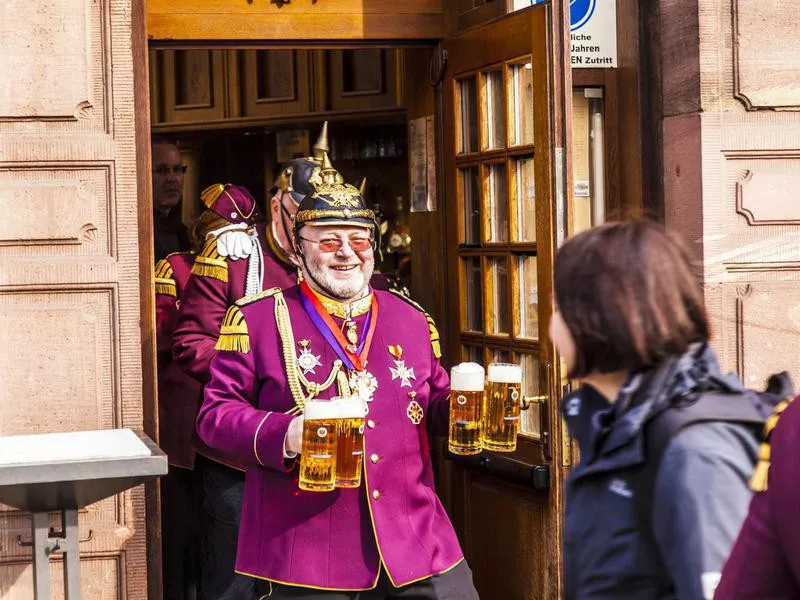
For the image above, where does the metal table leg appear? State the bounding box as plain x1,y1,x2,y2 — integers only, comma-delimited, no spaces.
31,512,51,600
62,508,81,599
30,509,82,599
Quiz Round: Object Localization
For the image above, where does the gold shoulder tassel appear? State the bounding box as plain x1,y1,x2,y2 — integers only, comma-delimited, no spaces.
750,398,792,492
154,259,177,297
201,183,226,209
216,305,250,353
192,237,228,283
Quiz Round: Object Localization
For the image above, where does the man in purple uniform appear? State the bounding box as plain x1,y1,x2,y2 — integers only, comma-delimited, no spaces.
197,158,479,599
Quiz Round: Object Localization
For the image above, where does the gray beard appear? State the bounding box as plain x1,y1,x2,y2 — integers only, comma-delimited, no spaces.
303,260,374,302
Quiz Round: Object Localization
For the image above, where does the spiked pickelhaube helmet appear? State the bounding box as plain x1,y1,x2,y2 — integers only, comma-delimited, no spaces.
270,121,331,205
293,153,376,235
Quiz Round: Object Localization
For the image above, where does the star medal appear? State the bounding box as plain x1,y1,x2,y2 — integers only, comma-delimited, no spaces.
388,345,416,388
406,392,423,425
349,369,378,401
296,340,322,375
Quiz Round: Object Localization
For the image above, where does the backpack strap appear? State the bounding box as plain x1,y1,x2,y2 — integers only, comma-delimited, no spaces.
632,389,767,544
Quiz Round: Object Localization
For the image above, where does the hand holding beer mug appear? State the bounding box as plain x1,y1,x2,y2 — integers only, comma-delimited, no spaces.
299,400,340,492
482,363,524,452
448,363,485,455
333,397,367,488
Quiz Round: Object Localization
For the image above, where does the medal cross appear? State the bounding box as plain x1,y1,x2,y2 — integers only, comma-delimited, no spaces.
390,360,416,388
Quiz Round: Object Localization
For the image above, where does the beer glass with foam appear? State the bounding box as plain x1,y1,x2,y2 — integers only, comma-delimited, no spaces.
333,396,367,488
448,362,486,455
299,400,340,492
482,363,523,452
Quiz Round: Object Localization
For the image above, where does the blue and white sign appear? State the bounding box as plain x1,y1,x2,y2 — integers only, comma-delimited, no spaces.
570,0,617,68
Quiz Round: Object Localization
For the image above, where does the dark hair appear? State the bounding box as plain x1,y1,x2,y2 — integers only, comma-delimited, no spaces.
554,220,709,378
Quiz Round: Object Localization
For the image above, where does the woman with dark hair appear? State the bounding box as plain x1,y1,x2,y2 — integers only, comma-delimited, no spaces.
553,221,760,600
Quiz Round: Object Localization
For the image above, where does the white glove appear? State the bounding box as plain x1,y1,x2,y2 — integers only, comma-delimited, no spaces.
206,223,254,260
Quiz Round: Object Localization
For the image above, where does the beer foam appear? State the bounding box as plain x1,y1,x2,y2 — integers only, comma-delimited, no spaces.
304,400,342,420
332,396,368,418
487,363,522,384
450,362,486,392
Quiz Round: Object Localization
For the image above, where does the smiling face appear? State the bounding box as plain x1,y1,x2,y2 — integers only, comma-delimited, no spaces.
299,225,375,301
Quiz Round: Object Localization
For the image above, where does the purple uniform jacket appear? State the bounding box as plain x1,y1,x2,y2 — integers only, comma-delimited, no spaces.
196,286,464,590
173,222,297,385
155,252,203,469
715,396,800,600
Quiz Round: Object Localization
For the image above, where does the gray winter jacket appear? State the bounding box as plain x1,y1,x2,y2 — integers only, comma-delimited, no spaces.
563,346,759,600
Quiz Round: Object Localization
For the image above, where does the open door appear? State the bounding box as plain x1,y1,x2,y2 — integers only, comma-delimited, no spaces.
440,4,572,598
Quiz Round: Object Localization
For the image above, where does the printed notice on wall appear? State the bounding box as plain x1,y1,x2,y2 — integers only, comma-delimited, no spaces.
409,115,437,212
570,0,617,68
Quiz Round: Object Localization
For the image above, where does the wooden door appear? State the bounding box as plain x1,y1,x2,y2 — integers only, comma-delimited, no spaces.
0,0,156,596
440,4,572,599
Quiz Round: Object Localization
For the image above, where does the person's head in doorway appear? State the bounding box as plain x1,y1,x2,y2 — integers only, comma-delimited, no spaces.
268,121,330,259
549,219,709,399
293,154,376,302
151,140,186,214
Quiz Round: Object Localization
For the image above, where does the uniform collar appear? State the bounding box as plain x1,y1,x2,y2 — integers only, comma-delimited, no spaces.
307,285,373,320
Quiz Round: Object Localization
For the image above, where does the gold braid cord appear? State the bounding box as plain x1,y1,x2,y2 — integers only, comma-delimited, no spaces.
154,259,177,297
273,291,342,415
750,397,794,492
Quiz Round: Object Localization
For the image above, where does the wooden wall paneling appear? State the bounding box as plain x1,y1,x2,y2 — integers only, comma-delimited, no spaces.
0,0,150,595
147,0,444,41
161,49,226,123
242,50,311,118
327,50,403,112
406,47,447,338
310,50,329,112
149,49,162,124
226,50,242,119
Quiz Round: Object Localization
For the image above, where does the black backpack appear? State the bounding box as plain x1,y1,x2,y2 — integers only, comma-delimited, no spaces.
632,371,795,539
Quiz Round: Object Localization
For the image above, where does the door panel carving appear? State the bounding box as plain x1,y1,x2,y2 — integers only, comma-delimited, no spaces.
0,0,148,595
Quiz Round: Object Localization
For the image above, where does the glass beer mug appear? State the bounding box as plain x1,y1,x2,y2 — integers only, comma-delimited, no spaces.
299,400,341,492
482,363,523,452
333,397,367,488
448,362,486,455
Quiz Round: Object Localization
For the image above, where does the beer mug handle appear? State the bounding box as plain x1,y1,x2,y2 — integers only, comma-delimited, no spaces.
522,395,548,411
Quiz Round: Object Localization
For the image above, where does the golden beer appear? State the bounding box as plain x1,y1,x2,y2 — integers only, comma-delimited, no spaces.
334,397,367,488
448,362,486,455
482,363,523,452
299,401,340,492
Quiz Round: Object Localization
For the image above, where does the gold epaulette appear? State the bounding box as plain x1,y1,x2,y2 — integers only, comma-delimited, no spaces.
389,289,442,359
750,397,794,492
236,287,281,307
192,238,228,283
215,305,250,353
154,259,177,297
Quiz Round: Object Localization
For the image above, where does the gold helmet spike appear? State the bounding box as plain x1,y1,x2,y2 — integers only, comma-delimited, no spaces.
319,152,339,186
359,177,367,197
312,121,330,162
